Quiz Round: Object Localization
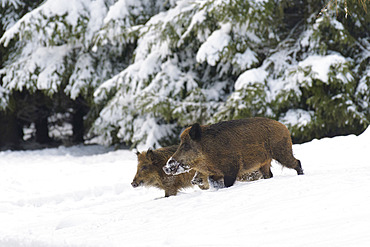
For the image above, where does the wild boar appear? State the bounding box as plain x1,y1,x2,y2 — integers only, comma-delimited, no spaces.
163,117,303,188
131,145,209,197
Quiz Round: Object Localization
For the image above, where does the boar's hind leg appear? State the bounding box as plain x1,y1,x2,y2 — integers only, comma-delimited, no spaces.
275,155,303,175
272,138,304,175
295,159,304,175
259,159,273,179
275,156,303,175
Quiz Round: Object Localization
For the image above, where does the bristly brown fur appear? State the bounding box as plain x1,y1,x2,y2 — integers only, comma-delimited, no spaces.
171,117,303,188
132,145,209,197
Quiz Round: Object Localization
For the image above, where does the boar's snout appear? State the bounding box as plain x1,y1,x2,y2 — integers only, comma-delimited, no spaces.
163,157,178,175
131,181,140,188
163,157,191,175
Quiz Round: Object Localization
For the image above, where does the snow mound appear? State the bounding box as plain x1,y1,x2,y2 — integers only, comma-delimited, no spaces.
1,130,370,246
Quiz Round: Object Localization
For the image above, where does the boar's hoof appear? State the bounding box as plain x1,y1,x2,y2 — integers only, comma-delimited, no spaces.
163,157,178,175
297,169,304,175
296,160,304,175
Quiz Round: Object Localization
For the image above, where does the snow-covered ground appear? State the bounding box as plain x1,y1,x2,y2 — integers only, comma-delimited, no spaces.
1,128,370,247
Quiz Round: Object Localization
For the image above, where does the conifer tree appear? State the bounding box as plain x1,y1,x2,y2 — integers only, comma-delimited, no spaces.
91,0,369,147
0,0,126,145
1,0,369,149
1,0,44,148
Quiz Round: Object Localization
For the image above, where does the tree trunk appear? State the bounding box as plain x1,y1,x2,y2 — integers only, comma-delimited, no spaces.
0,112,24,150
72,107,84,143
35,116,51,144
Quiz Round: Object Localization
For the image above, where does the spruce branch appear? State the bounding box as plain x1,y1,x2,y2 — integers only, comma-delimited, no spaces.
318,0,368,18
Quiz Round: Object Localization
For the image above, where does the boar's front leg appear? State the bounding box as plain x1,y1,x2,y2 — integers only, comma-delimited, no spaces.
191,171,210,190
208,175,225,189
223,166,238,187
164,189,177,197
259,159,273,179
223,174,237,188
191,171,203,185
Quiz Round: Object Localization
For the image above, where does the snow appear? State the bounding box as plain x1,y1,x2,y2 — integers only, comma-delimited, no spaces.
0,0,116,102
0,0,21,8
1,127,370,246
280,109,314,128
0,44,73,93
0,0,87,46
179,7,207,43
131,117,177,150
234,67,268,91
66,53,98,100
103,0,131,24
296,54,349,84
103,0,157,26
196,23,232,66
0,86,9,109
85,0,108,44
232,47,258,71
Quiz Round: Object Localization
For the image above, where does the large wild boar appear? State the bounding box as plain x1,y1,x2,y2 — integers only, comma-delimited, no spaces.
163,117,303,188
131,145,209,197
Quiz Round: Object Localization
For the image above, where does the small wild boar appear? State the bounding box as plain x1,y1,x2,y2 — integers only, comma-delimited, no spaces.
163,117,303,188
131,145,209,197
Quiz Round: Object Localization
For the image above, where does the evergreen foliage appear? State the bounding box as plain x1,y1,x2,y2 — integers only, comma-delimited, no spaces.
1,0,369,149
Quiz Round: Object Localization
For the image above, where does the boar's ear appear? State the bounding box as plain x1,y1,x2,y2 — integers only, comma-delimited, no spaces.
146,149,155,161
136,151,141,156
189,123,202,141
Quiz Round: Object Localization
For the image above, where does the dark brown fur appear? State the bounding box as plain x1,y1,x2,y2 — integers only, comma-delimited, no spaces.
164,117,303,188
132,145,209,197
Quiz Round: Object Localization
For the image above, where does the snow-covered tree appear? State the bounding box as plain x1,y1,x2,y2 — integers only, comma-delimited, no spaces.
1,0,369,149
91,0,369,147
1,0,120,98
219,1,370,143
0,0,129,145
90,0,284,148
1,0,45,147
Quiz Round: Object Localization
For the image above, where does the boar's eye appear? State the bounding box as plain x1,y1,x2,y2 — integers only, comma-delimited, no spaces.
140,166,148,171
182,143,191,151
